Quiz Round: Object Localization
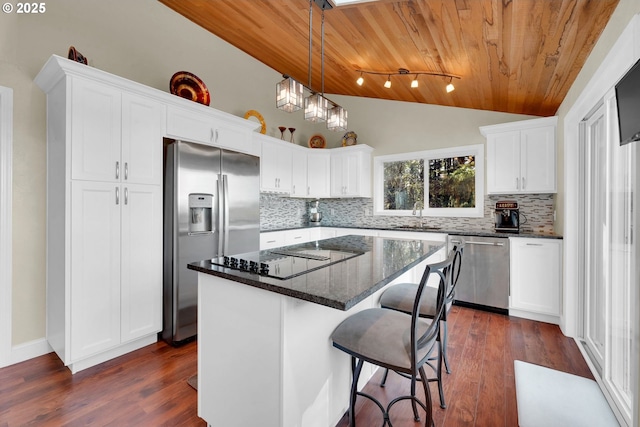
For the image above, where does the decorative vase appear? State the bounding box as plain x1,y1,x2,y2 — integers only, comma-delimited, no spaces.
288,128,296,144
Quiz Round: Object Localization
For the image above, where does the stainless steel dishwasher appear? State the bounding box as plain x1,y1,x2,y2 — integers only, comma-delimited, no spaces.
448,235,509,314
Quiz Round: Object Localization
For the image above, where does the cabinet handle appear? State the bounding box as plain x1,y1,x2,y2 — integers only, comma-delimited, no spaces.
522,176,526,189
124,162,128,180
307,186,310,195
266,239,276,244
124,187,128,205
292,184,296,193
116,161,120,180
115,187,119,205
526,243,543,246
515,177,519,190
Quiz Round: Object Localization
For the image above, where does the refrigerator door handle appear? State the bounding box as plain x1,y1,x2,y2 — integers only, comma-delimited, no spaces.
222,174,230,255
217,175,224,256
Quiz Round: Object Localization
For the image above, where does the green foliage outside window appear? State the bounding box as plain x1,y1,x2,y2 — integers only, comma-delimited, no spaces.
383,159,424,210
428,156,476,208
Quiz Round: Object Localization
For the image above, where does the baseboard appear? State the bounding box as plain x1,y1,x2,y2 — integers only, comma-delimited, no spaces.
508,308,560,325
10,338,53,366
67,334,157,374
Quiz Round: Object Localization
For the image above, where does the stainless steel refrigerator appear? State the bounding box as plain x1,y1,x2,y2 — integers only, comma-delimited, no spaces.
162,139,260,344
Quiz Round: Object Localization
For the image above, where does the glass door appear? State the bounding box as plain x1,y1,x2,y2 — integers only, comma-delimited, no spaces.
580,93,636,425
583,103,607,373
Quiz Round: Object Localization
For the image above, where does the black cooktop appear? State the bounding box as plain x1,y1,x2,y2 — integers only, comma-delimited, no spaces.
209,247,364,280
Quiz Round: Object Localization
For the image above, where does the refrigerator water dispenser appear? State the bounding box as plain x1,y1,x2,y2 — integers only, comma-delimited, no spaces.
188,193,213,234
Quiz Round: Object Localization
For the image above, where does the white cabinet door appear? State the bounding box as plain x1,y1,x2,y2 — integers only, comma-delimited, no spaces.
290,148,308,197
510,238,562,320
216,122,251,154
70,181,121,360
260,231,285,250
284,228,311,245
520,126,556,193
71,78,122,182
342,152,361,196
486,131,521,193
120,184,162,342
166,105,216,145
261,138,292,193
307,150,330,198
121,94,164,185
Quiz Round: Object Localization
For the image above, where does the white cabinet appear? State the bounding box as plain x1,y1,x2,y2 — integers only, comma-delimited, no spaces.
166,105,253,154
509,237,562,324
306,150,331,198
290,146,331,198
36,57,166,373
258,135,292,193
290,146,308,197
330,145,373,197
481,116,557,194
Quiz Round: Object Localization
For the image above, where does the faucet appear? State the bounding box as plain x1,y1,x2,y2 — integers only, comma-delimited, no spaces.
412,201,424,227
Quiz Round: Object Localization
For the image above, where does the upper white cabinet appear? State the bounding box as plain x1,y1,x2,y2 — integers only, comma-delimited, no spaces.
306,149,331,198
257,134,292,193
166,105,254,155
330,145,373,197
509,237,562,324
481,116,557,194
290,145,308,197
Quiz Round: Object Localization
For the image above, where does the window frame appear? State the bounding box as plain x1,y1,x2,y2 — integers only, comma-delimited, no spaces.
373,144,484,218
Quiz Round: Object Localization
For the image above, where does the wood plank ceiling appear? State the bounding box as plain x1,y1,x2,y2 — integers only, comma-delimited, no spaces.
158,0,619,117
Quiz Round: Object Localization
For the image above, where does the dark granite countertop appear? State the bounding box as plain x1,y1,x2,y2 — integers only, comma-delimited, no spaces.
261,225,563,240
188,235,445,311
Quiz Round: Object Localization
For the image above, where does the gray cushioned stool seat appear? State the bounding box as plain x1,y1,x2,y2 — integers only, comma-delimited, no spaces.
380,283,438,318
332,308,434,374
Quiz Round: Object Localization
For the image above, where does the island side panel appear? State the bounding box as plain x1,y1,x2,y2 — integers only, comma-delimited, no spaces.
198,273,284,427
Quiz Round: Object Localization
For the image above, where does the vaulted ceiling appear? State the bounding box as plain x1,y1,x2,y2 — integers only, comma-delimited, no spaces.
158,0,619,117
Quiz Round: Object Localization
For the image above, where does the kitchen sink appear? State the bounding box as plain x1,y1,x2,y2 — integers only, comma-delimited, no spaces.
391,225,442,231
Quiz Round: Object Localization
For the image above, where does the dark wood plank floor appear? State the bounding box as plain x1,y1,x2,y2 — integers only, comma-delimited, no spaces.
0,306,592,427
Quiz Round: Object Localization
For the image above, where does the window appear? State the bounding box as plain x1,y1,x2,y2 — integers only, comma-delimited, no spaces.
373,144,484,217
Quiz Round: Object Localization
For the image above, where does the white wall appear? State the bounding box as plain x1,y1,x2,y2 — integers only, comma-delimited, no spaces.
0,0,545,349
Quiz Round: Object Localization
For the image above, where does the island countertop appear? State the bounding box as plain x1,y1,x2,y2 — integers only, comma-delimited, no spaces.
188,234,445,310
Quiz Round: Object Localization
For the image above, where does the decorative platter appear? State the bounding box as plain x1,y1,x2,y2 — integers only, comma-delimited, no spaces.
170,71,210,106
342,131,358,146
244,110,267,134
308,134,326,149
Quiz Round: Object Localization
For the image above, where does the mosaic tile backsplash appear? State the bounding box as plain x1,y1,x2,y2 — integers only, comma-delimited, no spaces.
260,193,556,234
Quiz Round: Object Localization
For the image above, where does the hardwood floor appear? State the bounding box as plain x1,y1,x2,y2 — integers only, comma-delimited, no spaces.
0,306,592,427
335,305,593,427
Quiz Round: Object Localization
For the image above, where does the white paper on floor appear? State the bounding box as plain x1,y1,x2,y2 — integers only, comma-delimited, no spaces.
514,360,619,427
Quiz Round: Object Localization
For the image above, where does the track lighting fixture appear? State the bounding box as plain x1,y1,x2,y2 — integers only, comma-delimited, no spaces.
356,68,460,92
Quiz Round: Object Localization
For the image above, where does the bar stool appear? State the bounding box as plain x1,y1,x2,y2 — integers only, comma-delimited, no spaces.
331,251,455,426
378,243,464,408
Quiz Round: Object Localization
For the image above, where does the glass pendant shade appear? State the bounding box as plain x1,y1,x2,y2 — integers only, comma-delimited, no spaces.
304,93,328,123
276,77,304,112
327,105,347,131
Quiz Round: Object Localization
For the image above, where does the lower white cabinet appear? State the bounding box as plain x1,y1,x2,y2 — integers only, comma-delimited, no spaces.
66,181,162,369
509,237,562,324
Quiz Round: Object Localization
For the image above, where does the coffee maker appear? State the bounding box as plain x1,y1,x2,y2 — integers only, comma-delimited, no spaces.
495,201,519,233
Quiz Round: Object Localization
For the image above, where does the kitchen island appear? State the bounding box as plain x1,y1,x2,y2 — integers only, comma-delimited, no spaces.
188,235,445,427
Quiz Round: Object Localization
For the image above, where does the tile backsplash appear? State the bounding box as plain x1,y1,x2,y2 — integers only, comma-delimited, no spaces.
260,193,556,234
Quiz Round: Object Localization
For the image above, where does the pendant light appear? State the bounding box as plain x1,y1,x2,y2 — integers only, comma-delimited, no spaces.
276,76,304,112
304,0,328,123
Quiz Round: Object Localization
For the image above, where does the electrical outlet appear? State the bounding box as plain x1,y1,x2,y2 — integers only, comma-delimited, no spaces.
297,208,301,216
364,208,370,216
331,208,335,216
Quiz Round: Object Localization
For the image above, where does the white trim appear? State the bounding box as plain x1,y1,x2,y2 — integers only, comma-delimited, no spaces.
0,86,13,368
10,338,52,366
563,12,640,427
